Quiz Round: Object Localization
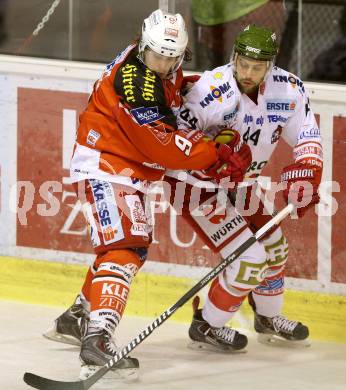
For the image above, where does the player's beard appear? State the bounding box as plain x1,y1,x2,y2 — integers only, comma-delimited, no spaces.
238,79,259,94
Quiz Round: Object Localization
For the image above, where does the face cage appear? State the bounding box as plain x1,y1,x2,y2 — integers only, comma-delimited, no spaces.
137,44,184,76
231,51,276,85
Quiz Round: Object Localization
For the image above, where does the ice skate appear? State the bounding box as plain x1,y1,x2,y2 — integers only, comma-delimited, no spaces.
43,296,87,346
79,328,139,382
255,312,310,347
188,296,248,353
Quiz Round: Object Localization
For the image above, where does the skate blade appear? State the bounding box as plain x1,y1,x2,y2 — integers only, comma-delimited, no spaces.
187,341,247,354
257,333,311,348
43,326,81,347
79,364,139,383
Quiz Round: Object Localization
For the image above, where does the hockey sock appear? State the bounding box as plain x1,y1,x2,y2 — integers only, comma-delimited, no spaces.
252,270,285,317
203,277,248,327
88,249,143,334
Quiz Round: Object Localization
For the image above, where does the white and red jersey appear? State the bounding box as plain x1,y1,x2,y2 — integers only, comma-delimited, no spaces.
177,64,323,179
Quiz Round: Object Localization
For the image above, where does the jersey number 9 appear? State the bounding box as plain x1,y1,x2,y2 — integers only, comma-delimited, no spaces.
175,134,192,156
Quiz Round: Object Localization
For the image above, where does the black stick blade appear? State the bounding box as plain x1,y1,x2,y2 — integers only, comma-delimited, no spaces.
23,372,85,390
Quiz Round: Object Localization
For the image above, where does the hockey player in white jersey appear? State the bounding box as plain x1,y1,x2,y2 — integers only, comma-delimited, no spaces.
168,24,323,350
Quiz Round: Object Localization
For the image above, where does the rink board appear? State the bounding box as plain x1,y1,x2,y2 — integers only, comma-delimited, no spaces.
0,55,345,342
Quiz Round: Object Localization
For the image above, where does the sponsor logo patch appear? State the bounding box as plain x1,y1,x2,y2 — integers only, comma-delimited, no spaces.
266,99,296,112
243,114,253,124
191,195,247,248
200,82,232,108
201,197,227,224
223,105,238,122
267,114,288,124
272,74,305,93
293,142,323,161
256,277,284,294
87,129,101,147
125,195,149,238
246,45,261,54
280,169,314,182
90,180,125,245
164,27,178,37
130,106,164,126
213,72,224,80
147,123,173,146
98,263,133,280
299,127,321,140
142,68,157,102
121,63,138,103
256,116,264,126
271,125,283,144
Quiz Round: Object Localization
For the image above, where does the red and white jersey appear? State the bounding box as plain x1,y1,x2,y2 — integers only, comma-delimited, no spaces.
70,44,218,192
177,64,323,179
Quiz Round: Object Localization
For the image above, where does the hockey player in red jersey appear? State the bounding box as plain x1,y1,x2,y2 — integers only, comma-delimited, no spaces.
43,9,249,381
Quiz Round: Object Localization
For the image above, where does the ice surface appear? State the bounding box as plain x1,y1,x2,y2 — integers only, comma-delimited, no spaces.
0,301,345,390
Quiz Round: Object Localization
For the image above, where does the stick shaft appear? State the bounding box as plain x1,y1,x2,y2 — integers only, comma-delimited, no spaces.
99,204,293,375
23,204,293,390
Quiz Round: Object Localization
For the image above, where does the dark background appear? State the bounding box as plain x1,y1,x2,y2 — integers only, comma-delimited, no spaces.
1,0,346,82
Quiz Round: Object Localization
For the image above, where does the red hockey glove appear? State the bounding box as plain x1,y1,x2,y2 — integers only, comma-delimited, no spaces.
280,162,322,217
181,74,201,92
215,129,252,182
204,141,252,183
228,142,252,178
214,129,252,173
204,144,235,182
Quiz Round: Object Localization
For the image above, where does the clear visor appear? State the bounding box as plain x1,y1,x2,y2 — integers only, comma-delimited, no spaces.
138,46,183,77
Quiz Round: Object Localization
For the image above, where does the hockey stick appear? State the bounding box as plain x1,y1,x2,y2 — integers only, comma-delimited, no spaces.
23,203,293,390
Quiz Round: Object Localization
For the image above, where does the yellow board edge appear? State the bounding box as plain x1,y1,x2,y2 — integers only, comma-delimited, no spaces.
0,256,345,343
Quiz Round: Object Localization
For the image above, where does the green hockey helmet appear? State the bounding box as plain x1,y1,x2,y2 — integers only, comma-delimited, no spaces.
234,24,278,61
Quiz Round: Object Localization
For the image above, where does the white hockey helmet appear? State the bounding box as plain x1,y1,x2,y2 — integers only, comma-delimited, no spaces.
139,9,188,61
